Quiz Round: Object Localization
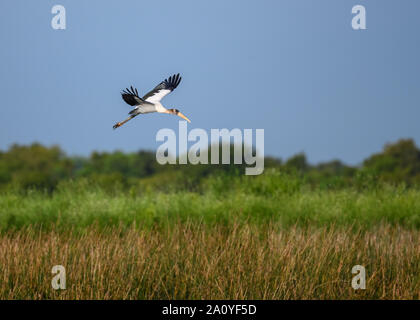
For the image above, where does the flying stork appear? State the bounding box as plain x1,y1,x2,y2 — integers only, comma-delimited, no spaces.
113,73,191,129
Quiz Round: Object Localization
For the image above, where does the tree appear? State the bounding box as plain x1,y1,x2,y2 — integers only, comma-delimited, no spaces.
363,139,420,184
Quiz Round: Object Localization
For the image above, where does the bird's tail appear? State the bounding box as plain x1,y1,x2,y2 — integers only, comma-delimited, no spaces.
129,108,138,115
113,115,136,129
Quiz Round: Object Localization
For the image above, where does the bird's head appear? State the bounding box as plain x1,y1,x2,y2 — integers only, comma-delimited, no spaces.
168,108,191,123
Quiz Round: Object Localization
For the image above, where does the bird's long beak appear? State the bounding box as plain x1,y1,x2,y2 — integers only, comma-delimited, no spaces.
177,112,191,123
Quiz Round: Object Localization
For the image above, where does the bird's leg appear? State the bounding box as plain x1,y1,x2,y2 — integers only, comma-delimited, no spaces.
113,115,136,129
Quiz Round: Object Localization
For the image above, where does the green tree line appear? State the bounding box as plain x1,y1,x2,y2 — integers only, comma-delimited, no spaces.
1,139,419,192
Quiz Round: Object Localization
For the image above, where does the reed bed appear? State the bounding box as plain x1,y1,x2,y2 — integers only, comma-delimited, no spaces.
0,223,418,299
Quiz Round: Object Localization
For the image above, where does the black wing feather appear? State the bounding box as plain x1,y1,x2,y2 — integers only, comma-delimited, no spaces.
142,73,182,101
121,86,147,106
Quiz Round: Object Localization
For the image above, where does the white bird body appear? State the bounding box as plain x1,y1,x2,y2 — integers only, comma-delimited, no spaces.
153,102,168,113
131,101,167,115
113,73,191,129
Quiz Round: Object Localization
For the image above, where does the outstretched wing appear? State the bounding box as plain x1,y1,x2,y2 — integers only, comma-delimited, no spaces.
121,86,151,106
142,73,182,103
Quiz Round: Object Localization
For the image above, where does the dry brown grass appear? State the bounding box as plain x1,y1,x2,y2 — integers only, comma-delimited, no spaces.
0,223,419,299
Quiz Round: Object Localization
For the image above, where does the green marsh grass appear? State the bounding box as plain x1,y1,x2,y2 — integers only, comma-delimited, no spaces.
0,171,419,299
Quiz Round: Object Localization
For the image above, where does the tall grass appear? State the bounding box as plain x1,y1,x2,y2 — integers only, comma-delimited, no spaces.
0,172,419,299
0,223,418,299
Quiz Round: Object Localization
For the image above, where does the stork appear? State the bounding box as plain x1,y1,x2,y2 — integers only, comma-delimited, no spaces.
113,73,191,129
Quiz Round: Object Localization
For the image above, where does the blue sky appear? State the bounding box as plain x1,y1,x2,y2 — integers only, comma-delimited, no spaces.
0,0,419,165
